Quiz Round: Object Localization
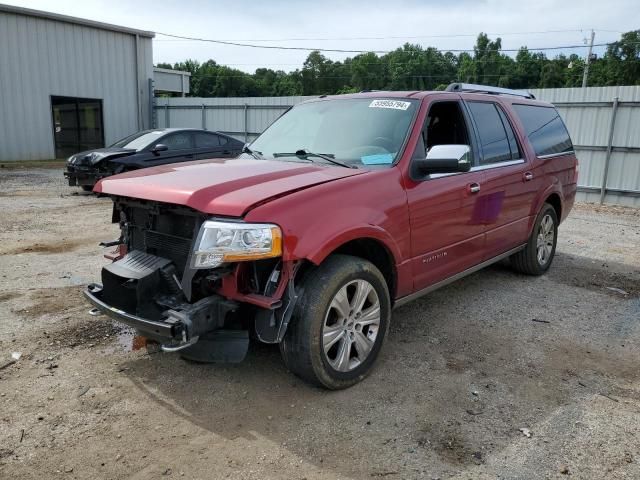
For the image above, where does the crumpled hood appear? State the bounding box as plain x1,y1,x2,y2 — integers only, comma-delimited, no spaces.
69,147,135,166
95,158,367,217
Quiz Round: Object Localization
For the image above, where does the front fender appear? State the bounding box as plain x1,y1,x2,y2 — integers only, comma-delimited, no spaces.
243,167,412,293
304,224,403,267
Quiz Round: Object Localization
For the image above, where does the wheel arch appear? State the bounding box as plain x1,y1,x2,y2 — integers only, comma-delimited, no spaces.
528,186,564,235
300,231,400,302
545,192,562,221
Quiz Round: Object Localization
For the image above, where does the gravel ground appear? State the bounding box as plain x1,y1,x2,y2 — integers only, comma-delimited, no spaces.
0,168,639,480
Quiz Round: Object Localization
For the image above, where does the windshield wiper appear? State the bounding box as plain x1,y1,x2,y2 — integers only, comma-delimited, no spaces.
273,149,356,169
242,145,263,160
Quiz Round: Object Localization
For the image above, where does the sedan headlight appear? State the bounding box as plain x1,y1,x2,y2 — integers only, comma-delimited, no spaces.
192,221,282,269
87,152,104,165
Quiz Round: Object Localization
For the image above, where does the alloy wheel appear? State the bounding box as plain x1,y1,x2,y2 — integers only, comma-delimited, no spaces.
322,279,381,372
536,213,555,265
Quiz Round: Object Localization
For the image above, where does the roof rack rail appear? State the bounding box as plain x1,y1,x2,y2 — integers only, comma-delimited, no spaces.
445,82,535,99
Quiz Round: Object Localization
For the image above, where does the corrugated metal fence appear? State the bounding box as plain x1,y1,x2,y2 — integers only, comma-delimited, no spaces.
530,86,640,207
154,86,640,206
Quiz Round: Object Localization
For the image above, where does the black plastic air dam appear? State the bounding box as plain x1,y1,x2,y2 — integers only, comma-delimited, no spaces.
84,283,178,339
101,250,172,319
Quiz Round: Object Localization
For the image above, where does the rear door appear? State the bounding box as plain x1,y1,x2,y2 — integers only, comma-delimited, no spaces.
464,99,537,260
193,131,229,159
405,97,486,292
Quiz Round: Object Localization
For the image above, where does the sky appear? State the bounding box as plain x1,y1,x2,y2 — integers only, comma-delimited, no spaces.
3,0,637,72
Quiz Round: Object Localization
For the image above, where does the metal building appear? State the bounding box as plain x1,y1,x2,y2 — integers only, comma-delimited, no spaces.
0,4,155,161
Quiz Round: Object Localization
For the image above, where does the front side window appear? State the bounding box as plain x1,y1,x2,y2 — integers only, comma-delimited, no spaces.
512,104,573,157
248,98,419,168
111,130,165,150
161,133,192,151
467,102,519,165
424,101,471,151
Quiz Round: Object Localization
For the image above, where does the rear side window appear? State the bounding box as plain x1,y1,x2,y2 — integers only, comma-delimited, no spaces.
512,104,573,156
194,132,221,148
467,102,520,165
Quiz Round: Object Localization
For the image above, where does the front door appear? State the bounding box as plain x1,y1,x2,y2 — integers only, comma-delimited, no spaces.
51,96,104,158
405,98,486,292
146,131,195,166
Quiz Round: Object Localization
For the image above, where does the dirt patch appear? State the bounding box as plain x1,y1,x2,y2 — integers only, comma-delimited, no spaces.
573,202,640,218
14,286,84,319
0,292,20,303
1,239,87,255
432,433,483,466
45,317,127,348
549,255,640,297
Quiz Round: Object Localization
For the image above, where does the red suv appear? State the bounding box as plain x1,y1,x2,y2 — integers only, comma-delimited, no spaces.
85,83,578,389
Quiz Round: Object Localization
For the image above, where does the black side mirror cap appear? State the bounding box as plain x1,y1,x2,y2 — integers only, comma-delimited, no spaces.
151,144,168,154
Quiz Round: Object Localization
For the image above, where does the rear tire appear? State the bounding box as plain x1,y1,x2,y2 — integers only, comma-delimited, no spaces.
510,203,558,275
279,254,391,390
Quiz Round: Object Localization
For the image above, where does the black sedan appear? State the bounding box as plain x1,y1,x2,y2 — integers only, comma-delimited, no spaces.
64,128,244,190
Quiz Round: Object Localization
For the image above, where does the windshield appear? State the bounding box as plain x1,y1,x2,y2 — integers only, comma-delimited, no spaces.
110,130,166,150
249,98,419,168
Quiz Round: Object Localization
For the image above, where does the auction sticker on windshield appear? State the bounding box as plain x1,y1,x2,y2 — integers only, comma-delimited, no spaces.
369,99,411,110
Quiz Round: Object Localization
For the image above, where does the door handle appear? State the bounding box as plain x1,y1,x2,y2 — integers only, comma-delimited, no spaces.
523,171,534,182
468,182,481,194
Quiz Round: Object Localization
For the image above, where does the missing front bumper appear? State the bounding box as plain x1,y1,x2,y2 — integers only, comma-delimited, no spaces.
84,250,238,346
84,283,180,339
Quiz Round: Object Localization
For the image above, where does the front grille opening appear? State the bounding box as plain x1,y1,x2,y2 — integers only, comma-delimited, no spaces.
117,199,204,278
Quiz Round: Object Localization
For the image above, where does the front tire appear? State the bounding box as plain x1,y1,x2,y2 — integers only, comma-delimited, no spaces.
280,254,391,390
81,185,94,192
510,203,558,275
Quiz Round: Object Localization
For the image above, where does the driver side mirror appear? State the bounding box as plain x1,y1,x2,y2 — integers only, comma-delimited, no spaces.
415,144,472,175
151,144,168,155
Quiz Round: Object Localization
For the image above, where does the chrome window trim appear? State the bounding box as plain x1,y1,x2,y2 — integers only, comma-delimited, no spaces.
471,158,525,171
537,150,575,160
427,158,525,179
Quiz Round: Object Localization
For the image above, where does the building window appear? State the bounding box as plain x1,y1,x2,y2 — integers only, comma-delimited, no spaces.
51,96,104,158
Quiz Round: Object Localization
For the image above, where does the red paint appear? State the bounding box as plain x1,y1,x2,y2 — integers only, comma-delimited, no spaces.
94,158,366,217
98,91,577,302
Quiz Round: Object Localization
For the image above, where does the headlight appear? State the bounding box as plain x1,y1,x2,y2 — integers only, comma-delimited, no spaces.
192,221,282,269
67,155,76,164
87,152,104,165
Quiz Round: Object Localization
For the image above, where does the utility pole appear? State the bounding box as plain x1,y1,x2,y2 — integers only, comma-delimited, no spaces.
582,29,595,88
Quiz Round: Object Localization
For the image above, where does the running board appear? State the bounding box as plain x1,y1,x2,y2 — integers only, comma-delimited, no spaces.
394,245,526,308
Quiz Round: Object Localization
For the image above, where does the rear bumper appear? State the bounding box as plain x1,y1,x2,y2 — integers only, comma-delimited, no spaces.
84,283,180,340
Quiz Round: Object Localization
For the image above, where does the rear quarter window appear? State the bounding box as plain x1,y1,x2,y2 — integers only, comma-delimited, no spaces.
512,104,573,157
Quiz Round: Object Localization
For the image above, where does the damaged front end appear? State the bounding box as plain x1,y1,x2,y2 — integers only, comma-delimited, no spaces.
64,150,132,187
84,197,299,363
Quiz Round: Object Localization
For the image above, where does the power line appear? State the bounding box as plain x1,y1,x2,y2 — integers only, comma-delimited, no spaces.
155,31,621,54
154,28,625,43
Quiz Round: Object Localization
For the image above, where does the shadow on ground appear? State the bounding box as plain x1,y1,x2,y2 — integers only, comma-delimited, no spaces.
108,252,640,478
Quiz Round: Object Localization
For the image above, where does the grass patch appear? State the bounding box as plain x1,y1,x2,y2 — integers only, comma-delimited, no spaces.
0,159,66,169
